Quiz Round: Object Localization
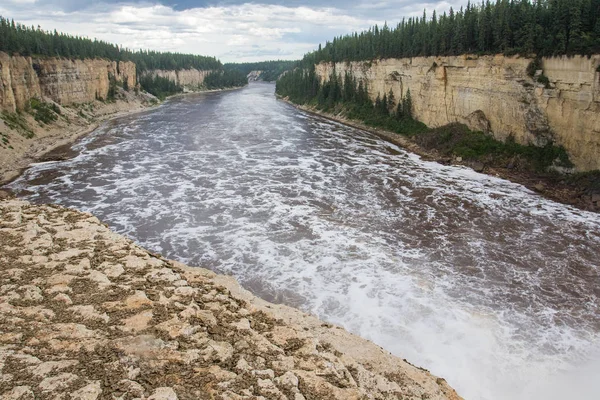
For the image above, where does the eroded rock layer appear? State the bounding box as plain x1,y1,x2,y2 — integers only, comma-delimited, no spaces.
0,52,136,112
315,55,600,171
143,69,215,90
0,200,461,400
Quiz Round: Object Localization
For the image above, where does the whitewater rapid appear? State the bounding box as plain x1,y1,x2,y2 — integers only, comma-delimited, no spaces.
6,83,600,399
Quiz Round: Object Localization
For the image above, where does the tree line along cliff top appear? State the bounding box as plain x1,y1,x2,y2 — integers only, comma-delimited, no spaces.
0,16,222,71
301,0,600,66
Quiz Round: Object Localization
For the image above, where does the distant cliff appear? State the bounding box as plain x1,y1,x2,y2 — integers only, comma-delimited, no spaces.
247,70,263,82
142,68,216,90
315,55,600,172
0,52,156,185
0,52,222,112
0,52,136,112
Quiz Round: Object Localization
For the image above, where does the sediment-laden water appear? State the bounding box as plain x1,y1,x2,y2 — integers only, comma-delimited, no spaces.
6,83,600,400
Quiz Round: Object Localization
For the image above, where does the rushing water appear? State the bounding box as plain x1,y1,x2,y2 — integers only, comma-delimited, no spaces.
6,83,600,399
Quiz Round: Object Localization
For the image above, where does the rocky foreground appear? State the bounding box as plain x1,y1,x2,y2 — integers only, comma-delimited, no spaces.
0,200,461,400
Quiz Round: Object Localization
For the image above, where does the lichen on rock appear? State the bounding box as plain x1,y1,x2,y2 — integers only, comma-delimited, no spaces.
0,199,462,399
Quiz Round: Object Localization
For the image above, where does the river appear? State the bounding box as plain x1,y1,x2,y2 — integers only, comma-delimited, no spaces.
5,82,600,400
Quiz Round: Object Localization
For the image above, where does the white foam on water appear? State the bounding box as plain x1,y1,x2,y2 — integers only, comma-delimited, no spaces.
6,83,600,400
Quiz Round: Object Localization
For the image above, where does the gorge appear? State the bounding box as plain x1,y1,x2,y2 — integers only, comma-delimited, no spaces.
5,83,600,400
314,54,600,172
2,1,600,399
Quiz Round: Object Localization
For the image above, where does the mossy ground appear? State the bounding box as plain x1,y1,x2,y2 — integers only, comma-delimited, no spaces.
1,111,34,138
27,98,61,125
412,123,573,173
323,102,574,175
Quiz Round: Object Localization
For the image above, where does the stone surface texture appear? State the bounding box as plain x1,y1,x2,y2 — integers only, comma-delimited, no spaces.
315,54,600,171
142,69,216,91
0,52,136,112
0,199,461,399
0,53,159,185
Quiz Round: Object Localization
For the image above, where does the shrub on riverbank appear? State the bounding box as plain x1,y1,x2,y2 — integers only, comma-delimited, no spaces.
28,98,60,124
414,123,573,172
565,170,600,193
139,75,183,100
1,111,34,138
204,70,248,89
277,65,574,174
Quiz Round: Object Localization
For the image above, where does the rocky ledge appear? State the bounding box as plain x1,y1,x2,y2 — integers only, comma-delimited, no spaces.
0,200,461,400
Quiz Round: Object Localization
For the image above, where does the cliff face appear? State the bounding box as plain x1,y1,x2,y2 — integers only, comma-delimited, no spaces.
0,53,42,112
144,68,214,89
247,70,263,81
315,55,600,171
0,52,136,112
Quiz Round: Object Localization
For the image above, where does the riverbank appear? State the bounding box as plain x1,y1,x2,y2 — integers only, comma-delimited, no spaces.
0,89,158,187
281,99,600,213
0,85,247,189
165,84,247,101
0,199,462,399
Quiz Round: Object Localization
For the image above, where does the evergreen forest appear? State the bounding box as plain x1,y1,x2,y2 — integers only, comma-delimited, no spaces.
300,0,600,66
0,16,247,96
276,0,598,174
204,70,249,90
137,75,183,101
225,61,297,82
0,16,222,71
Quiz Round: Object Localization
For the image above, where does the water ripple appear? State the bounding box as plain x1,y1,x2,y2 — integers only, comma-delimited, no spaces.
6,83,600,400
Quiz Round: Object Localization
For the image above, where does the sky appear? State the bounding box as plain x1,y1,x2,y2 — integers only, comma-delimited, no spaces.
0,0,467,63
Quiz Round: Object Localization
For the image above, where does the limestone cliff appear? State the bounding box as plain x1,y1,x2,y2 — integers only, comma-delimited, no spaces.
0,52,154,186
144,68,215,90
247,70,263,81
0,52,136,112
315,55,600,171
0,199,462,400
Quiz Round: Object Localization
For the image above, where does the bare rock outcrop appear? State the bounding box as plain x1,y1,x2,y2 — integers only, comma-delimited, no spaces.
0,52,156,186
0,52,136,112
143,69,216,91
315,54,600,171
0,199,462,400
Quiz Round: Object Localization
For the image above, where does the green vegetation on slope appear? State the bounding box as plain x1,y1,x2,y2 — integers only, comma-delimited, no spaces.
413,123,572,171
1,111,33,138
204,70,248,90
28,98,61,124
225,60,297,82
300,0,600,66
276,65,573,173
138,75,183,101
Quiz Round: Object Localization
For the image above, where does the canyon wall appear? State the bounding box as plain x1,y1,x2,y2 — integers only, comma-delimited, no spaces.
247,70,263,81
144,68,215,89
315,55,600,171
0,52,136,112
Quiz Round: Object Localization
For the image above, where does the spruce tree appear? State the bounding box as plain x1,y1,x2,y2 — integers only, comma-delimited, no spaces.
402,89,413,120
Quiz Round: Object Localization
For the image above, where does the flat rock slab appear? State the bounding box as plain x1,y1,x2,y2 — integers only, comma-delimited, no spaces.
0,199,461,400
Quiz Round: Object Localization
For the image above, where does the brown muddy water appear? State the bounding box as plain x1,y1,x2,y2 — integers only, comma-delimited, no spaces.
5,82,600,400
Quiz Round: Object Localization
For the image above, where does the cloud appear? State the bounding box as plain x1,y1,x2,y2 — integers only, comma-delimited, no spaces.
0,1,467,62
